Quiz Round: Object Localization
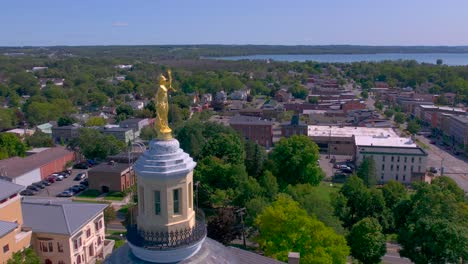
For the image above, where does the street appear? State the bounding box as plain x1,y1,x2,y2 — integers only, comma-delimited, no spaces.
416,135,468,192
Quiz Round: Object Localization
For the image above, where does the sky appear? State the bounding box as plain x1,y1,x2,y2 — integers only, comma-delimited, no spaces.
1,0,468,46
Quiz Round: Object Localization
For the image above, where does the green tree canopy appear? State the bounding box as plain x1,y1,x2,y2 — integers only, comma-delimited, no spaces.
201,133,245,165
384,109,394,118
357,157,377,187
0,133,27,160
269,135,323,187
255,194,349,263
69,128,125,160
348,217,387,264
244,140,267,177
7,248,40,264
86,116,107,127
289,83,308,99
406,120,421,134
26,130,54,148
394,112,406,124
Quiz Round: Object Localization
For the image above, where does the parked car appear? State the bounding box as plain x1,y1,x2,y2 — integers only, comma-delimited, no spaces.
73,162,89,169
341,168,353,174
32,182,46,189
57,191,73,197
41,180,51,186
26,185,40,192
20,189,36,196
59,172,70,178
74,172,87,181
80,179,89,186
56,175,64,181
61,169,72,175
78,184,87,191
47,176,56,183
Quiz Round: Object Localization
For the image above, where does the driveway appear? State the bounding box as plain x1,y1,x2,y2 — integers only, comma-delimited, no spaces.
416,135,468,192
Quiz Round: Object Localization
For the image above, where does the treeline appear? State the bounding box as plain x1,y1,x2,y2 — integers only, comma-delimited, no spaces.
2,45,468,59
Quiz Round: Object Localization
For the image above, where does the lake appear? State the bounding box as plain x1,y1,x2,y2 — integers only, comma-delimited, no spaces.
214,53,468,66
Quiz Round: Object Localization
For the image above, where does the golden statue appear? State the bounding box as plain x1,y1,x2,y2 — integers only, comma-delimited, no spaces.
155,70,176,140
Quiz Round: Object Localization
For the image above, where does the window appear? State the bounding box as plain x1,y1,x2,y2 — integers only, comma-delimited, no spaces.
403,175,406,181
411,157,415,163
396,174,399,181
48,242,53,252
97,236,102,246
404,157,407,163
86,228,91,238
390,165,394,171
73,237,82,251
404,165,407,171
397,165,400,171
57,242,63,253
173,189,180,214
419,157,422,163
381,173,384,180
40,242,50,252
188,182,193,209
382,156,385,162
397,157,400,162
3,244,9,253
77,255,82,264
382,164,385,170
391,156,394,162
154,191,161,215
411,165,414,172
58,261,65,264
418,166,421,172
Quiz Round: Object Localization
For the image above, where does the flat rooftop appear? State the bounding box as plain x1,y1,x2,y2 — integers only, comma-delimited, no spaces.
355,135,417,148
308,125,398,138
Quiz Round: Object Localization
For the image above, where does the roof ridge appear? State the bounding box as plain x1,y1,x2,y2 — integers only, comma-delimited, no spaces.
60,203,73,235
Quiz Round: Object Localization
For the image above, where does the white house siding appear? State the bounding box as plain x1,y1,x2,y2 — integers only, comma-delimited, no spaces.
13,169,41,186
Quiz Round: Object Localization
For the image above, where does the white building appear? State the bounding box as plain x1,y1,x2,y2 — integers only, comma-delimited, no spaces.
355,135,428,184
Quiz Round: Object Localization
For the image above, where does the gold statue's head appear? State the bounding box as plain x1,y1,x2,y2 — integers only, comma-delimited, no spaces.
159,74,167,85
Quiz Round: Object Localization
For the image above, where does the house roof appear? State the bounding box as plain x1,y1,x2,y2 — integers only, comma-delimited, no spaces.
0,146,73,180
228,246,285,264
22,199,107,235
230,115,273,126
0,179,24,200
88,161,131,174
0,220,18,238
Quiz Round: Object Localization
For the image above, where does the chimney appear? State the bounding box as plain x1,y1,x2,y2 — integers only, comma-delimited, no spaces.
288,252,300,264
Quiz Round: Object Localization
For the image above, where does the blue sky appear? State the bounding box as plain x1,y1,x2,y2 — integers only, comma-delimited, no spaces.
2,0,468,46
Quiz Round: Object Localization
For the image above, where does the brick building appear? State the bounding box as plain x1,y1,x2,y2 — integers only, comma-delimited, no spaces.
0,147,75,186
229,115,273,148
341,100,366,113
88,161,135,193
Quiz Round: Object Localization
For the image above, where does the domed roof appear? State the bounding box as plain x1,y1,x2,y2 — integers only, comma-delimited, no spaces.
134,139,196,180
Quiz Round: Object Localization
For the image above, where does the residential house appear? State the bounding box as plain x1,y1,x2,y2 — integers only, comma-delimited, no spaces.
229,115,273,148
22,199,113,264
39,78,65,89
0,180,32,264
88,161,135,193
36,122,55,135
52,124,81,144
230,89,249,101
128,101,144,110
275,89,292,102
100,127,135,143
4,129,35,140
118,118,150,138
0,147,75,186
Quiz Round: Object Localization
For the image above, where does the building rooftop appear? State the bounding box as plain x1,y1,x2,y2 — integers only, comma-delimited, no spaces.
0,220,18,238
230,115,273,125
119,118,146,126
0,179,23,201
88,161,131,174
354,135,417,148
22,199,107,235
450,115,468,124
307,125,398,138
0,146,73,180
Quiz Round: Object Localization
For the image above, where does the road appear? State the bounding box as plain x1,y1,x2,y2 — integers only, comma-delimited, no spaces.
416,135,468,192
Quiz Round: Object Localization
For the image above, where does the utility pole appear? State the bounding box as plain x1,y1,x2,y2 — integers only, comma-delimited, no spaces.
236,207,246,248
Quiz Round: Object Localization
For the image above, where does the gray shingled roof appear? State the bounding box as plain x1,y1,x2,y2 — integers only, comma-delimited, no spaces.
22,199,108,235
0,179,24,200
0,220,18,238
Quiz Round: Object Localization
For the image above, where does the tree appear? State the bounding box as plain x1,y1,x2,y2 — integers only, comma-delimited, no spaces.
308,96,319,104
259,170,278,201
116,104,134,117
0,133,27,160
207,207,241,245
244,140,266,177
396,179,468,264
0,109,17,130
374,101,384,111
394,112,406,124
406,120,421,135
26,130,54,148
201,133,245,165
289,83,308,99
361,90,369,99
348,217,387,264
86,116,106,127
57,116,76,127
69,128,125,160
255,194,349,263
384,109,394,118
381,180,406,210
7,248,40,264
269,135,323,187
357,157,377,187
104,205,116,225
140,126,157,140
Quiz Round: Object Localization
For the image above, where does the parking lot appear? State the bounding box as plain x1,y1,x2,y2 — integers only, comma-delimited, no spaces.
34,169,88,197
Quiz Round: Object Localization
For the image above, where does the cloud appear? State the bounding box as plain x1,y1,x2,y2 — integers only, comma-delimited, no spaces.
112,22,129,27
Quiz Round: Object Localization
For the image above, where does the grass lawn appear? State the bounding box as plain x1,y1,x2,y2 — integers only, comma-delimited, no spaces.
103,192,125,201
314,181,342,202
77,189,101,198
415,139,430,150
72,198,111,204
